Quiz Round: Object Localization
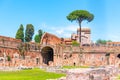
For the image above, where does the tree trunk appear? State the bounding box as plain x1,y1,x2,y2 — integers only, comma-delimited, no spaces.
79,47,83,66
78,21,82,44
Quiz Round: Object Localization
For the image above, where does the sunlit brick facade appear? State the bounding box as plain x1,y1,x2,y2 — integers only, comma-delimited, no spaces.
0,31,120,67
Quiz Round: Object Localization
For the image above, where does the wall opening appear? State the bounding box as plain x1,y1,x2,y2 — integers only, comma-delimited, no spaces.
117,54,120,59
41,46,53,65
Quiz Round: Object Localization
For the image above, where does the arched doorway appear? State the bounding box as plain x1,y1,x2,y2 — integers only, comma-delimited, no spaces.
41,46,54,65
117,54,120,59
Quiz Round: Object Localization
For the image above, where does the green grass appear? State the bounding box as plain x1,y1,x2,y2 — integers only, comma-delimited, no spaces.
117,75,120,80
62,66,89,69
0,68,65,80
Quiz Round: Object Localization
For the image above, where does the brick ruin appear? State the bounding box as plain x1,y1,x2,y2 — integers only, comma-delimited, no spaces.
0,35,41,67
0,32,120,67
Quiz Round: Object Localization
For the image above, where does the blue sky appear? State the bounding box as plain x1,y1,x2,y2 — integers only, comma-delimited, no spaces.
0,0,120,42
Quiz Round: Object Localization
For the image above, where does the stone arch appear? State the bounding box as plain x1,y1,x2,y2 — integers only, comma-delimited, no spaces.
41,46,54,65
40,32,61,45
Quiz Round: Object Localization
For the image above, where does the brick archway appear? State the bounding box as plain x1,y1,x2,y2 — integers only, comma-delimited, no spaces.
117,54,120,59
41,46,54,65
40,32,61,65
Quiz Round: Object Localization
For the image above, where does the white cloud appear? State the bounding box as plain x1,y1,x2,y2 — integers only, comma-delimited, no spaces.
55,29,64,35
63,33,71,37
51,25,78,38
65,25,78,32
53,25,78,37
38,23,90,38
40,22,48,28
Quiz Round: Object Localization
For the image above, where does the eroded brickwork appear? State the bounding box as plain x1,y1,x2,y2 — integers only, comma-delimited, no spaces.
0,36,41,67
0,34,120,67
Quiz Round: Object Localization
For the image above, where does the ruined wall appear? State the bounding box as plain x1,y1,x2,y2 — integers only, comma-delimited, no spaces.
62,45,120,66
40,32,61,45
0,47,41,67
0,34,120,67
0,36,41,67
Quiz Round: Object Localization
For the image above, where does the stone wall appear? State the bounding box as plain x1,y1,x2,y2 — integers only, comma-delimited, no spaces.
0,47,41,67
62,45,120,67
0,35,41,67
63,66,119,80
0,44,119,67
0,35,120,67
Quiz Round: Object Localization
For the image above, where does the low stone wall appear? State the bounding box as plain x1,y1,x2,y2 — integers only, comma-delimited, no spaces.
66,69,90,80
59,66,119,80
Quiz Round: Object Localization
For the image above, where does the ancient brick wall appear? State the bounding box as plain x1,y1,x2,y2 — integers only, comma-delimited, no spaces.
0,36,41,67
40,32,61,45
0,34,120,67
62,45,120,66
0,47,41,67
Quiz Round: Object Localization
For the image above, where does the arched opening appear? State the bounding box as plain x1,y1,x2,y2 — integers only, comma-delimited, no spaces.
117,54,120,59
105,53,110,65
41,46,54,65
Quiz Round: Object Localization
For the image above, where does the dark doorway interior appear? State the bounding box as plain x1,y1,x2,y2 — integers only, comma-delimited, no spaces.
117,54,120,59
41,46,53,65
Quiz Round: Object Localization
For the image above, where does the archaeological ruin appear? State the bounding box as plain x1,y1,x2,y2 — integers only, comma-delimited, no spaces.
0,28,120,68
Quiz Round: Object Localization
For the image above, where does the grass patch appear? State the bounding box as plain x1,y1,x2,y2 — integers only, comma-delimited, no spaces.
0,68,65,80
117,75,120,80
62,66,89,69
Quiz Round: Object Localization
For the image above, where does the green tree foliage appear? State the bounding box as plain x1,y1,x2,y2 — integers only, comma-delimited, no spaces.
96,39,112,44
15,24,24,42
38,29,43,42
25,24,34,42
34,29,44,43
67,10,94,43
72,41,80,46
34,35,40,43
107,40,112,42
96,39,106,44
7,55,11,61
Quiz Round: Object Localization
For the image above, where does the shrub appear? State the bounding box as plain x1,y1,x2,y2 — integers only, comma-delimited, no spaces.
72,41,80,46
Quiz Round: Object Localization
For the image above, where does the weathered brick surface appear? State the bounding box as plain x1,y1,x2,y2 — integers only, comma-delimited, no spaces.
0,34,120,67
63,66,119,80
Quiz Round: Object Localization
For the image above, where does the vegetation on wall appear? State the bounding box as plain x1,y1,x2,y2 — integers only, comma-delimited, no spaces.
72,41,80,46
18,43,25,59
7,55,11,61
